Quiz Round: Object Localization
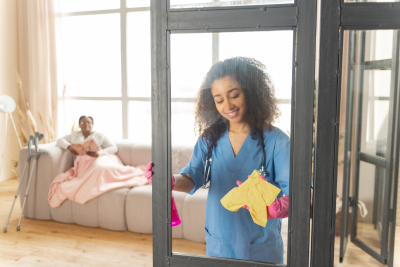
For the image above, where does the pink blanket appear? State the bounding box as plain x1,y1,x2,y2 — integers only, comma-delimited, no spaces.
48,154,148,208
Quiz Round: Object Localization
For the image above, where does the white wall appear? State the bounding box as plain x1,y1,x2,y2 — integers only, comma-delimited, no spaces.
0,0,19,182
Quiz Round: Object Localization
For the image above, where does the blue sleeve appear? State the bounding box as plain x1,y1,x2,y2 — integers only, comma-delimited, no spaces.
178,137,208,195
273,131,290,196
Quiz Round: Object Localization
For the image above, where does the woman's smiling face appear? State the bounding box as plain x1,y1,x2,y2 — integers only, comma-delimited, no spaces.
211,76,247,125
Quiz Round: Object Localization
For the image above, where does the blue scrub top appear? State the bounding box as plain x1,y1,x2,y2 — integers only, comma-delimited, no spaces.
179,126,290,264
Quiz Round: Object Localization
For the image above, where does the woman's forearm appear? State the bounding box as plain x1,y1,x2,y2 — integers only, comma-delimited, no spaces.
57,134,72,150
173,174,195,193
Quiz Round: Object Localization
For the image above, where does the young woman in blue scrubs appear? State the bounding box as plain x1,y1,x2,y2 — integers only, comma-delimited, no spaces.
147,57,290,263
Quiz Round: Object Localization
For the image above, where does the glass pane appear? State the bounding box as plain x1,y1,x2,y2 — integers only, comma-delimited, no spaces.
127,0,150,8
128,101,151,142
57,100,122,140
219,31,293,100
170,31,293,264
60,14,121,97
364,31,393,61
356,162,385,253
171,33,212,98
172,102,197,145
170,0,294,9
275,103,291,136
359,70,390,157
60,0,119,12
127,12,151,97
335,29,400,265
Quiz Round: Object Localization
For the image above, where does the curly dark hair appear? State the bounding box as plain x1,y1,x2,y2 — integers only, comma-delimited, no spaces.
194,57,280,149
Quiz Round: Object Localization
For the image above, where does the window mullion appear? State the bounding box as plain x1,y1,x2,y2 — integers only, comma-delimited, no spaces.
121,0,128,139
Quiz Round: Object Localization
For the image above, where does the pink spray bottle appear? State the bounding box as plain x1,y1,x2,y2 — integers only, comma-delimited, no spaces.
146,163,181,227
171,193,181,227
171,174,181,227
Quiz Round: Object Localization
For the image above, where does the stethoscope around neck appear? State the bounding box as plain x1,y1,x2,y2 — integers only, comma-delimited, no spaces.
202,134,266,189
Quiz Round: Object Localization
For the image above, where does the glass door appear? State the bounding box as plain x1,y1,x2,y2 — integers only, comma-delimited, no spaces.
340,29,400,265
151,0,317,266
169,30,294,264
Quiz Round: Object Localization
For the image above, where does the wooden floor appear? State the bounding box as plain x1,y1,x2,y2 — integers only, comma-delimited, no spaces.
333,223,400,267
0,178,399,266
0,178,205,267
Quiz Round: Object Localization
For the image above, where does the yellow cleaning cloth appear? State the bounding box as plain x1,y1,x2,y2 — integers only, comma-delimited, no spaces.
220,170,281,227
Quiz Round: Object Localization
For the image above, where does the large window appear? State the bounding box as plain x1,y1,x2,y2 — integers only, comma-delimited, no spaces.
57,2,291,143
57,0,151,141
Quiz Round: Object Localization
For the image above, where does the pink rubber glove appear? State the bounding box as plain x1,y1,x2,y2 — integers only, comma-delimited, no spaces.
146,162,175,190
236,175,289,219
146,162,154,183
267,195,289,219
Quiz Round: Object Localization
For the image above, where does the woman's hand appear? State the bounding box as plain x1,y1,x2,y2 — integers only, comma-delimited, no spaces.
236,175,289,219
146,162,154,183
67,145,79,156
86,151,99,157
146,162,175,189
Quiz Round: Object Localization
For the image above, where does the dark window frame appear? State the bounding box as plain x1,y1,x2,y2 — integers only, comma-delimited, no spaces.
312,1,400,267
151,0,317,266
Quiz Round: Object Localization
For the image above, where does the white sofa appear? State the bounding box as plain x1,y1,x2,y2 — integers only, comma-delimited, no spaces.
18,140,208,243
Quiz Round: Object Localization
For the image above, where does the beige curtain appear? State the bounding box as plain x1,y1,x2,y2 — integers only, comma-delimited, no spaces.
18,0,59,141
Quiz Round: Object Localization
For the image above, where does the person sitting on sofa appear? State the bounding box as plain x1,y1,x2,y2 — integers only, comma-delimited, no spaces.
48,115,148,208
57,115,117,157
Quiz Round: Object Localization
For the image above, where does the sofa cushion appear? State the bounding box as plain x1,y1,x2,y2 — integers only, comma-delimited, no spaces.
125,185,152,234
114,140,134,166
98,188,129,231
50,200,74,223
130,142,152,167
72,198,99,227
182,188,208,243
125,185,187,239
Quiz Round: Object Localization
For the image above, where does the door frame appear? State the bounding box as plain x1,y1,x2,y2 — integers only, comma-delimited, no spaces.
312,1,400,267
151,0,317,266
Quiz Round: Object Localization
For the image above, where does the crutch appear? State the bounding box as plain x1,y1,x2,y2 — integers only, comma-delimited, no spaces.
3,136,33,232
16,133,47,231
3,132,47,232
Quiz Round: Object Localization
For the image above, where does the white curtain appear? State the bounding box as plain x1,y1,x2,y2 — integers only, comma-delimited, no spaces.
18,0,59,141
